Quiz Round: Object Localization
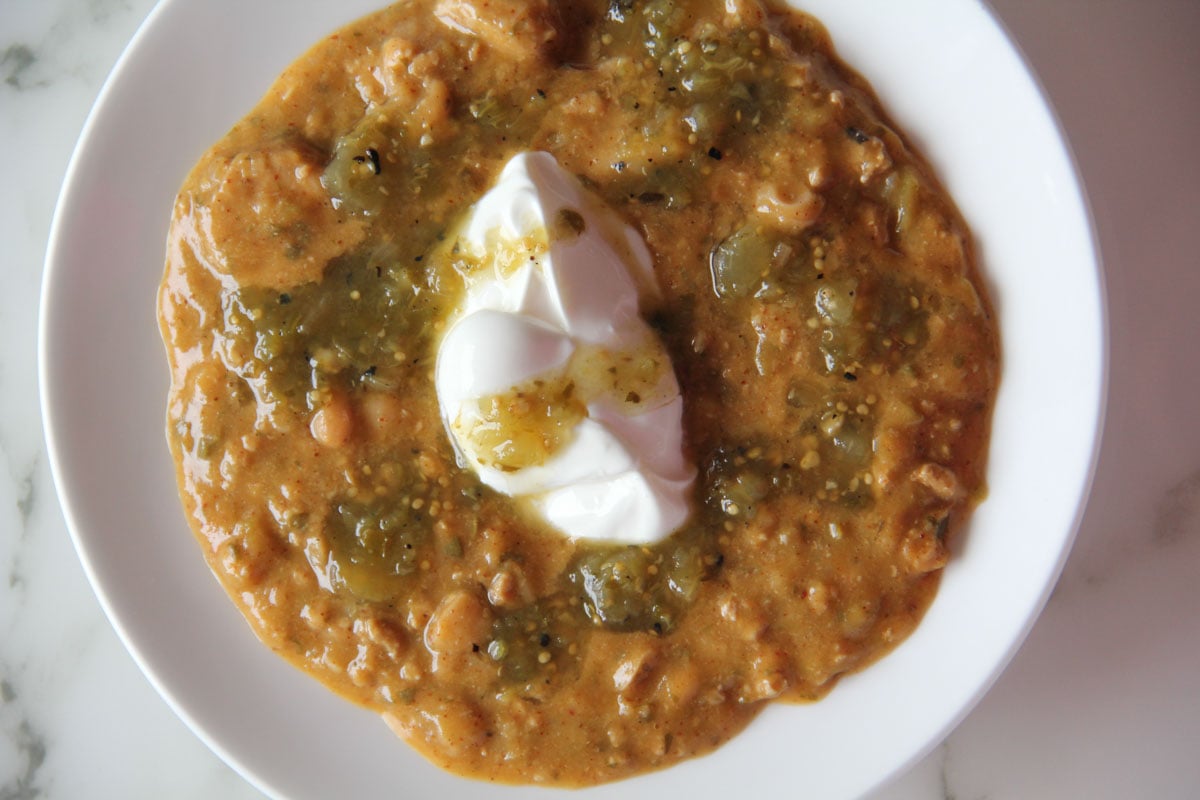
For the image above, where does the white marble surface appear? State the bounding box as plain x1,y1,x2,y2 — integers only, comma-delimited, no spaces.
3,0,1198,797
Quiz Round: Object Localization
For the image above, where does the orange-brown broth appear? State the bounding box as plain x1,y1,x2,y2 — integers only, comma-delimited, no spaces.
159,0,998,785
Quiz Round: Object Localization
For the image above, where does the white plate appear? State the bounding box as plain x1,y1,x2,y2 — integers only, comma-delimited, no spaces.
39,1,1105,798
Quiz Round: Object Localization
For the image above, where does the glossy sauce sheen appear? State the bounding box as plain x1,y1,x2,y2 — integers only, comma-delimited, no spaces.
159,0,998,786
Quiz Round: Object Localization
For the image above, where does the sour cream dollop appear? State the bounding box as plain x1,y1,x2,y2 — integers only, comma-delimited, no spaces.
434,152,695,544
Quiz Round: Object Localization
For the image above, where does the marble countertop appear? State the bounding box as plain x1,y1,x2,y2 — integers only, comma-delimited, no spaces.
3,0,1198,797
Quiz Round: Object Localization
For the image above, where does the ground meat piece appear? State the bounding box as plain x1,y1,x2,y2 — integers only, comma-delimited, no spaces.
183,143,365,290
434,0,563,61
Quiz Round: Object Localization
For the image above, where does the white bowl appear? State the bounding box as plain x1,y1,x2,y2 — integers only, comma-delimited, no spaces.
39,1,1105,797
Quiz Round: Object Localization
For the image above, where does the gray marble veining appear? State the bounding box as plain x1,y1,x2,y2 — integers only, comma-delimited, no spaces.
0,45,38,90
1,0,137,92
6,456,37,591
0,671,48,800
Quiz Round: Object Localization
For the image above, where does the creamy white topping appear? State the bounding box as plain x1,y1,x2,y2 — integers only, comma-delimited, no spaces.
434,152,694,544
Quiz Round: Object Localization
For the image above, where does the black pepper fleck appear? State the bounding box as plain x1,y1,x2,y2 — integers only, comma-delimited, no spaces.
365,147,382,175
707,147,723,160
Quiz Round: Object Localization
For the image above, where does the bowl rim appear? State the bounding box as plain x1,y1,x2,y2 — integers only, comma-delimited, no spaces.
38,0,1108,797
